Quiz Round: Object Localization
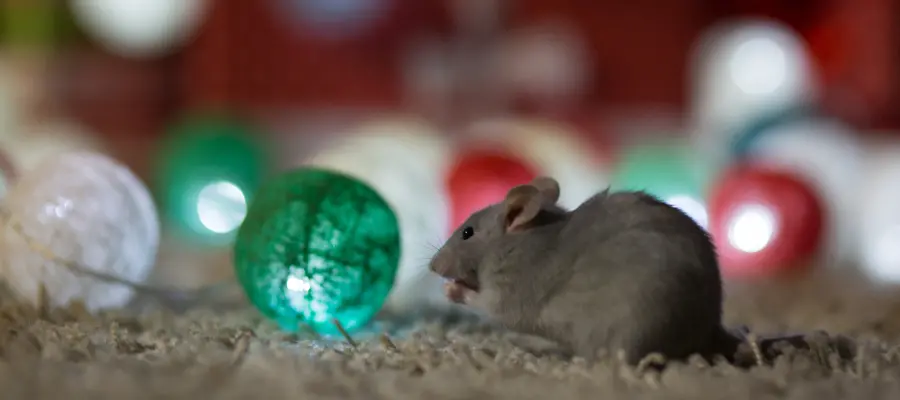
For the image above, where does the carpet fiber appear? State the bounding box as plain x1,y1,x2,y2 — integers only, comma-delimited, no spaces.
2,269,900,400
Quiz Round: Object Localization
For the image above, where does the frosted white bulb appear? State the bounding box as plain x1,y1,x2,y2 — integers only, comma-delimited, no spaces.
741,118,865,265
689,18,819,167
0,120,107,175
466,117,608,210
347,118,452,174
858,138,900,285
304,117,453,313
69,0,208,58
0,151,160,311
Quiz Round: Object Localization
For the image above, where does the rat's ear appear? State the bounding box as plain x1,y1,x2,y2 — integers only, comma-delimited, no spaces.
502,184,543,232
530,176,560,204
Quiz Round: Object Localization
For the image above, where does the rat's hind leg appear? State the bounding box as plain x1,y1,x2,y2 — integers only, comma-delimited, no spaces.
614,316,727,366
565,319,620,361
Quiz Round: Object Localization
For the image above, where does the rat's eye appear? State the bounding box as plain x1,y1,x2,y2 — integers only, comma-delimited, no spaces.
461,226,474,240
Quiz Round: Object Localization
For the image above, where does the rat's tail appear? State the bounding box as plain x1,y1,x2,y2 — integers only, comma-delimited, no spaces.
711,325,745,364
715,325,817,367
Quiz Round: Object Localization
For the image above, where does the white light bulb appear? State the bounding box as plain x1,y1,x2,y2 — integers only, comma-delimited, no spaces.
858,139,900,285
689,18,819,167
70,0,208,58
304,117,453,313
0,151,160,311
0,121,107,175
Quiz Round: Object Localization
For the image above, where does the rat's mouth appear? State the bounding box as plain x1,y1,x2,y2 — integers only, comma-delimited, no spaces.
449,278,479,292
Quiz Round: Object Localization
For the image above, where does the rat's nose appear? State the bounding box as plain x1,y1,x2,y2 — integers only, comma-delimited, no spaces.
428,254,448,276
428,259,441,274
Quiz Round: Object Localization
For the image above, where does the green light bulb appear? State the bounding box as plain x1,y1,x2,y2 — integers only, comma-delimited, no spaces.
610,139,712,228
155,114,269,246
233,167,401,336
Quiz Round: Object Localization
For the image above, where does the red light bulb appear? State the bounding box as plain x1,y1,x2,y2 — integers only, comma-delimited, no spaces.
708,163,825,279
444,148,538,233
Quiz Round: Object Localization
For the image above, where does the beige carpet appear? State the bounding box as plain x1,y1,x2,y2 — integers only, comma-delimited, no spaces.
2,269,900,400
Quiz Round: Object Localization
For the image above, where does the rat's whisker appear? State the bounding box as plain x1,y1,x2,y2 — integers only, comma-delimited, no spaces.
417,262,434,272
420,243,440,253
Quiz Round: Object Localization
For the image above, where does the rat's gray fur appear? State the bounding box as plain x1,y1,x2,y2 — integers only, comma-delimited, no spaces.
430,178,739,364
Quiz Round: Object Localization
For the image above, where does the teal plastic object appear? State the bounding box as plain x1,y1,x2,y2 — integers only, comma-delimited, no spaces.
729,105,818,158
609,139,713,227
155,114,269,246
233,167,401,336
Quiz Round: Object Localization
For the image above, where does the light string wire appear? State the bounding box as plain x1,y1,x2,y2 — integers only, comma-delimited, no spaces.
0,204,392,344
0,205,243,311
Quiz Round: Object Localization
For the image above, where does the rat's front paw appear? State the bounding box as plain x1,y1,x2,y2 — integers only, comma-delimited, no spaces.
444,281,475,304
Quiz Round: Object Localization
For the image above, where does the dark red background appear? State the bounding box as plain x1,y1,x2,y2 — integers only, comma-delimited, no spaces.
50,0,899,176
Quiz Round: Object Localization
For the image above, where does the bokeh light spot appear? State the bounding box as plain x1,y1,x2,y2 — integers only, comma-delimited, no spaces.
196,180,247,235
730,37,787,95
727,203,777,253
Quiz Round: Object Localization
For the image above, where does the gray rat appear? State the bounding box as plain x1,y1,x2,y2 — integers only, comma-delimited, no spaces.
430,176,743,364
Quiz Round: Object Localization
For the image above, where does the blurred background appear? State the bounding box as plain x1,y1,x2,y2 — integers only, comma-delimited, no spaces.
0,0,897,315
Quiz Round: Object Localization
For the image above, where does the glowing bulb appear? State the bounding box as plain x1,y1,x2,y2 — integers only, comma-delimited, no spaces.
730,38,787,95
69,0,208,58
733,116,865,265
0,151,159,311
303,117,450,314
709,163,823,279
726,204,777,253
233,168,400,336
196,181,247,234
689,18,818,169
155,115,269,245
